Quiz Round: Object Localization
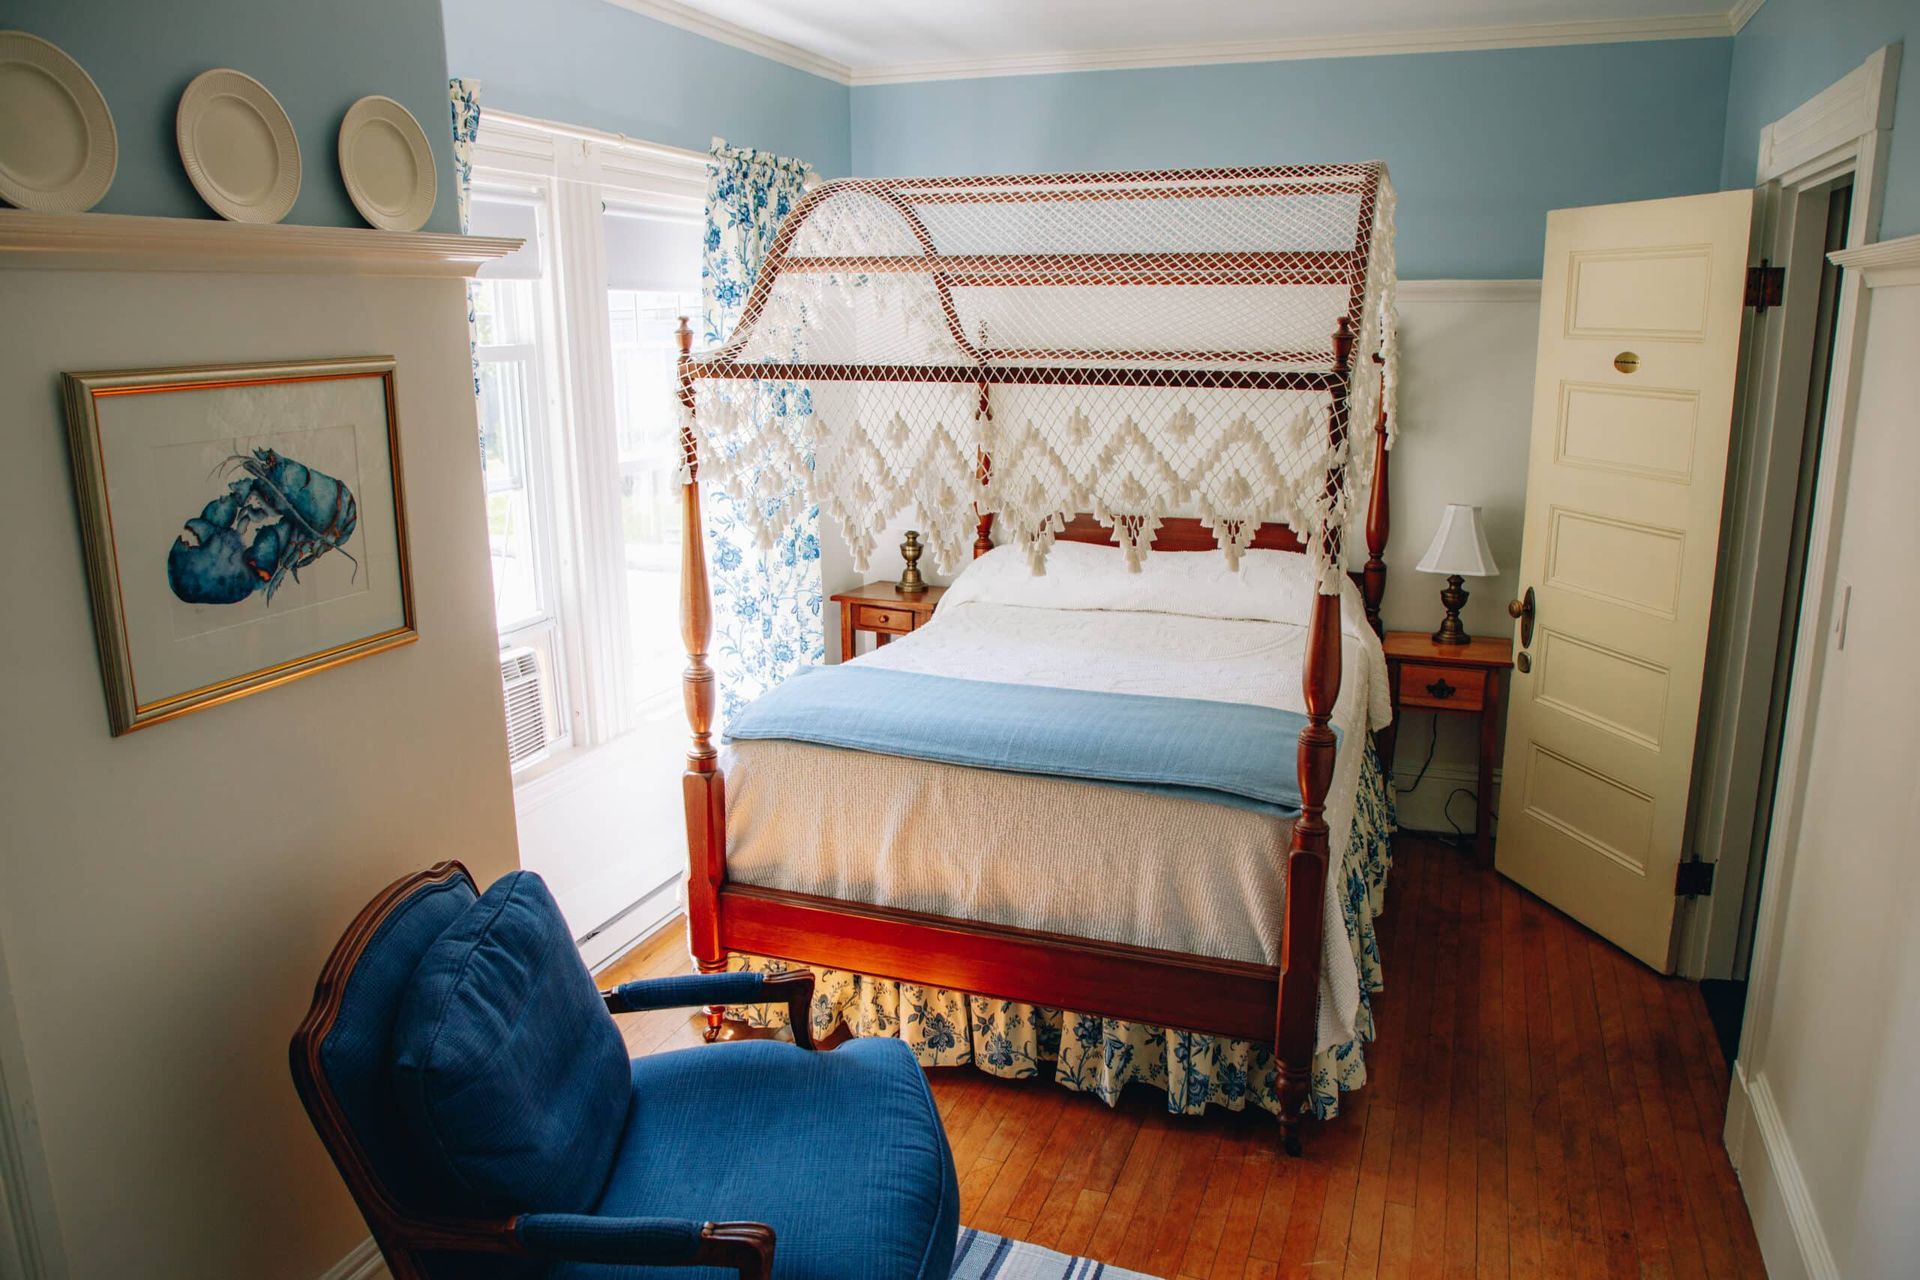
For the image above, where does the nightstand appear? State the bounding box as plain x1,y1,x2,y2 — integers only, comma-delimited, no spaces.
830,582,946,661
1381,630,1514,865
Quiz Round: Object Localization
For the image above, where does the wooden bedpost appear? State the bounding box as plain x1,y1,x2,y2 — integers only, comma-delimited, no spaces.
1362,356,1390,639
974,387,995,557
677,317,730,1041
1275,317,1353,1156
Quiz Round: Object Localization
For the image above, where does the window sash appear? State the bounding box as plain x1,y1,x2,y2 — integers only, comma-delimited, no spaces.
473,113,707,758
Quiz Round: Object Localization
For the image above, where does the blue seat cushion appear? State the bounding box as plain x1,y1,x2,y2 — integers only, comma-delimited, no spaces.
553,1038,958,1280
391,870,631,1216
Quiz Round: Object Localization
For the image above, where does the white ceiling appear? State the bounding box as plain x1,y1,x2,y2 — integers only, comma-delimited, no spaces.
606,0,1764,85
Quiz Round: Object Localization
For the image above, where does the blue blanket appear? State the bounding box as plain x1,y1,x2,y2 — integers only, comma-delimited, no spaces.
724,665,1330,816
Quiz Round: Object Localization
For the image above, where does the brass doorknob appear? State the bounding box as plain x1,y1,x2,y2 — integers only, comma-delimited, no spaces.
1509,586,1536,648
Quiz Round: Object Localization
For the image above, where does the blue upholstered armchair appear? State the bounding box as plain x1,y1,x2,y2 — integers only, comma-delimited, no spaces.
291,862,959,1280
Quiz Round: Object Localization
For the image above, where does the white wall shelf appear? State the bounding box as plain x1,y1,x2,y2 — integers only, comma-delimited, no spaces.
0,209,521,278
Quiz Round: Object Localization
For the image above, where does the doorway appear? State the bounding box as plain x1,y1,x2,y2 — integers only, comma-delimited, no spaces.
1698,178,1855,1064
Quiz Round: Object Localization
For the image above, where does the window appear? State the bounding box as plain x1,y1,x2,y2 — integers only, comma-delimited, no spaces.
470,119,705,762
469,114,710,953
472,189,570,753
605,204,702,709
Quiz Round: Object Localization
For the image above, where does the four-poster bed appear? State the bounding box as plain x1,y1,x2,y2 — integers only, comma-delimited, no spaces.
671,164,1397,1153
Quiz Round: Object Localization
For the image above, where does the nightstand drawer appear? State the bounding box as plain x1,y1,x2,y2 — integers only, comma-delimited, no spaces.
1397,662,1486,711
853,604,916,634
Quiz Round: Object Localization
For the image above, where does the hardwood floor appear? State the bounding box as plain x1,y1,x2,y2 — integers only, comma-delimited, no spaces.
599,837,1766,1278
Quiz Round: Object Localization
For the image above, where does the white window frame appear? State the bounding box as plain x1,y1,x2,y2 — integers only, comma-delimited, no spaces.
471,111,706,771
472,180,577,755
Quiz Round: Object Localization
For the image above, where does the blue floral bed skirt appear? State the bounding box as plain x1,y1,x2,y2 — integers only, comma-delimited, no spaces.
727,743,1396,1119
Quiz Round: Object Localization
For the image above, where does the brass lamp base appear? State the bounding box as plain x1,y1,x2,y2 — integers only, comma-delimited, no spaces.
1431,574,1472,645
897,530,928,594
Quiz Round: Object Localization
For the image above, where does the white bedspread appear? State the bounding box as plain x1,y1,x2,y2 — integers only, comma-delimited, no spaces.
721,581,1393,1052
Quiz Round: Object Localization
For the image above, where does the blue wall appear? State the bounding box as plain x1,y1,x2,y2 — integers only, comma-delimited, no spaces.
7,0,460,232
1723,0,1917,241
440,0,851,175
21,0,1916,266
851,40,1735,279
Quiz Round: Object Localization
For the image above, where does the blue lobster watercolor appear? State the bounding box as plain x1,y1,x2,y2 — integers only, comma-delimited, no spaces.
167,448,359,606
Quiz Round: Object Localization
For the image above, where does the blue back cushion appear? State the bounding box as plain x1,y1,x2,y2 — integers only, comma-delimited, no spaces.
317,871,478,1210
391,870,631,1216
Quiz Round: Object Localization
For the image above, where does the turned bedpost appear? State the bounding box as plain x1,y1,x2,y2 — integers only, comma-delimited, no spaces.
974,385,995,557
677,316,730,1039
1274,316,1353,1156
1362,355,1389,639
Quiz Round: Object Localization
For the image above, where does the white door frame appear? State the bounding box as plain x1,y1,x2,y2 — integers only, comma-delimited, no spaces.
1677,43,1901,981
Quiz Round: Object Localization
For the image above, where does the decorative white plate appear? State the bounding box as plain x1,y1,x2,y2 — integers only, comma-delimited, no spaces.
338,95,436,232
0,31,117,212
176,68,300,223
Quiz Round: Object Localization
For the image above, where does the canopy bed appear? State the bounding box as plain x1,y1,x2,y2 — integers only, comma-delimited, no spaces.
672,164,1397,1153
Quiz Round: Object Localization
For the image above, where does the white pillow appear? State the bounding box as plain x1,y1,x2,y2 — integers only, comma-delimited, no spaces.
944,540,1370,633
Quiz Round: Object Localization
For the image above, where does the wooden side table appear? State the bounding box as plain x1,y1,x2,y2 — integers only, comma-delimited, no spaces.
830,582,946,661
1381,630,1514,865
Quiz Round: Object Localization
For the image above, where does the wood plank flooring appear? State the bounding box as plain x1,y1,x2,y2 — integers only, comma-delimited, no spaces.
599,837,1766,1278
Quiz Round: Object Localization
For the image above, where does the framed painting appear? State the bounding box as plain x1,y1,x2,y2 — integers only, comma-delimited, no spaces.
61,357,416,735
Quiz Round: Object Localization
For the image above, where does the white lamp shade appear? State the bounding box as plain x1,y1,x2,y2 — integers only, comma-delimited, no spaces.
1416,503,1499,577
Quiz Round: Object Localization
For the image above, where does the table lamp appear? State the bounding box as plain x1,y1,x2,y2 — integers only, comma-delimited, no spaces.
1415,503,1498,645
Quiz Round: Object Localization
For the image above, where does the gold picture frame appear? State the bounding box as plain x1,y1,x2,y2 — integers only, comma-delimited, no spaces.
62,357,417,735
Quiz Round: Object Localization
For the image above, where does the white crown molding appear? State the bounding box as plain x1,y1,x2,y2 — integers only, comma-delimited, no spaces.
1831,231,1920,288
600,0,852,83
1398,278,1542,303
1728,0,1768,34
599,2,1754,89
848,13,1736,86
0,210,521,278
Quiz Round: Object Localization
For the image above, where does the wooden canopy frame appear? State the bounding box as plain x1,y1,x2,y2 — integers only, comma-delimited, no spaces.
673,165,1392,1154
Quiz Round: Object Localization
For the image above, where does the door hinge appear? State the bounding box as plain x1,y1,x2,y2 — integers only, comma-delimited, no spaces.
1745,261,1785,312
1674,860,1716,897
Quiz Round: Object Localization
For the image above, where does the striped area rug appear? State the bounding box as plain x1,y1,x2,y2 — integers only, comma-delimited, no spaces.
950,1228,1160,1279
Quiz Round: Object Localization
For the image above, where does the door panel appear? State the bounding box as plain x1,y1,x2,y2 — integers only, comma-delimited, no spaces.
1499,190,1754,971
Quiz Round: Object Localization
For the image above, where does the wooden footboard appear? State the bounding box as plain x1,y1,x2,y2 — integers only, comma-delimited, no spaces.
721,884,1279,1042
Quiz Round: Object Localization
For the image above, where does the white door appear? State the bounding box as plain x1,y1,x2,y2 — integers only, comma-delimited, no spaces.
1498,191,1755,972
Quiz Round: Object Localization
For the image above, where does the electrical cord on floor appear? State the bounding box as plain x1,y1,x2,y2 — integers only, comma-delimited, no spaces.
1396,717,1483,854
1395,714,1440,796
1442,787,1478,854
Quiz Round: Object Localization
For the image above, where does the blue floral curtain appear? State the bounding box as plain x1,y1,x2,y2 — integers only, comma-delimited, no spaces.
449,78,484,458
701,139,822,720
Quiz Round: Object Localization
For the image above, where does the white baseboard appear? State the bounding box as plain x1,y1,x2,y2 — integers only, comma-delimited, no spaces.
1726,1065,1836,1280
582,876,684,973
319,1238,388,1280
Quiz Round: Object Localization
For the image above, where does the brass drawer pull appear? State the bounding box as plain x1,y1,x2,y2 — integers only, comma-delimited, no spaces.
1426,677,1456,700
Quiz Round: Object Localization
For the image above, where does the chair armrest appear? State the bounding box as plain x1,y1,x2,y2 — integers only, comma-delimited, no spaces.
514,1214,776,1277
376,1211,774,1278
600,970,816,1049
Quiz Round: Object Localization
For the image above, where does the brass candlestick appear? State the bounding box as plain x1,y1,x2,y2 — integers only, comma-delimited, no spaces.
897,530,928,594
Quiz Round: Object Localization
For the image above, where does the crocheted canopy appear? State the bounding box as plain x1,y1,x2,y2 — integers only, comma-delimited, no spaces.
681,163,1396,590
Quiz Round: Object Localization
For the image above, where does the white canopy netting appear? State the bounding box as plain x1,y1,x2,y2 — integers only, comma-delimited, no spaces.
679,163,1396,592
